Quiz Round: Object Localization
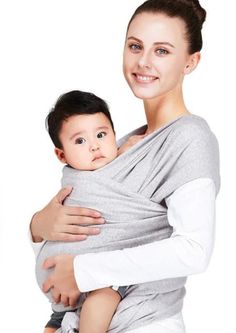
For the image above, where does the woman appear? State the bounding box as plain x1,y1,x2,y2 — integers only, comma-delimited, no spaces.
31,1,220,332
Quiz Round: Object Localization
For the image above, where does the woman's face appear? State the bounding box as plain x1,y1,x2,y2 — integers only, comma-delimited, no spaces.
123,12,195,100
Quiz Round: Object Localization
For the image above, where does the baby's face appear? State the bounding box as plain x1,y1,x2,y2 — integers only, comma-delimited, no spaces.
55,113,117,170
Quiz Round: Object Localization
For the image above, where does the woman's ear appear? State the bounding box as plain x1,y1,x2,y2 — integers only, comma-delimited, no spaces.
54,148,67,164
184,52,201,75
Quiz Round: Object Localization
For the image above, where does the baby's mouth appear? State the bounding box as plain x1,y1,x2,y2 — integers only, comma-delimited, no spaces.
92,155,104,161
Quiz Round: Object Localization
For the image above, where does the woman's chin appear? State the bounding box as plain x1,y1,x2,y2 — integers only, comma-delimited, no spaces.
132,88,160,100
126,77,162,100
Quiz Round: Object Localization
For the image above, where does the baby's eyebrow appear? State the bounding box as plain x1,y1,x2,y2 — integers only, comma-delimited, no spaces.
96,126,109,131
70,126,109,140
70,131,85,140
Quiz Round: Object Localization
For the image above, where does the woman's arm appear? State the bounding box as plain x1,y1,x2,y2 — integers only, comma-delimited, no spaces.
73,178,216,291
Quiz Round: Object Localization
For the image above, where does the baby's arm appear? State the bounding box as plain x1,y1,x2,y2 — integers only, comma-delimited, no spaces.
79,287,121,333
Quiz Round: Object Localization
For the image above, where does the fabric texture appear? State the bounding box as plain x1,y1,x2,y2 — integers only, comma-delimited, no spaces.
35,114,220,333
74,177,216,291
125,312,185,333
56,311,185,333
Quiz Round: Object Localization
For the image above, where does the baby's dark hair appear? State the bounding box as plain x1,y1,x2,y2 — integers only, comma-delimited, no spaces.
127,0,206,54
46,90,115,149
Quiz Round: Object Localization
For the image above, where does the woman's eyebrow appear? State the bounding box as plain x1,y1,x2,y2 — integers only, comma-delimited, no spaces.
154,41,175,48
127,36,143,43
127,36,175,48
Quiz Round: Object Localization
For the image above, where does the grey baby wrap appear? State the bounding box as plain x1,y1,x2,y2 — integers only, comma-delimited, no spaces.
36,114,220,333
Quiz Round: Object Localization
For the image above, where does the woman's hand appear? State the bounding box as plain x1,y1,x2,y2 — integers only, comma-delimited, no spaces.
118,134,146,156
42,254,80,308
30,186,105,242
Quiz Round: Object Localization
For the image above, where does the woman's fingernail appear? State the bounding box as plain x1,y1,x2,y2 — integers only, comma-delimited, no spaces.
98,218,105,223
94,211,101,217
94,228,101,233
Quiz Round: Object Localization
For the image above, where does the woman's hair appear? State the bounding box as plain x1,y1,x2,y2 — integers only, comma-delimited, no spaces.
46,90,114,149
127,0,206,54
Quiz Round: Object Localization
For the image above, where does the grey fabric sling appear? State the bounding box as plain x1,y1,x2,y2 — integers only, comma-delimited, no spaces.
36,114,220,333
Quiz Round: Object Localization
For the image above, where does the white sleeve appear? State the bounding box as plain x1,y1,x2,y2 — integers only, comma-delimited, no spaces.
74,178,216,292
28,229,45,258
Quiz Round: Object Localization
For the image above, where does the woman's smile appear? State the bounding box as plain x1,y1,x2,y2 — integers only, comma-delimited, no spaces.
132,73,159,84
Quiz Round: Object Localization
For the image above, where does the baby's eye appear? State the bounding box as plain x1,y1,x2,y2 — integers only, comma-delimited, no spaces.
97,131,107,139
155,48,169,56
75,137,86,144
128,43,142,51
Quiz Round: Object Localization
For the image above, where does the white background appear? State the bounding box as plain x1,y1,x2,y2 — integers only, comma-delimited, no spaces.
0,1,235,332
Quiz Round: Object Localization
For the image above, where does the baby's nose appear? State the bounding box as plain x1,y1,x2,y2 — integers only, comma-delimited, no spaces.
90,145,100,152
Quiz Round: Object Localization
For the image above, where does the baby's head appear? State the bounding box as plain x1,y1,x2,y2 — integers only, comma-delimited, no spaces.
46,90,118,170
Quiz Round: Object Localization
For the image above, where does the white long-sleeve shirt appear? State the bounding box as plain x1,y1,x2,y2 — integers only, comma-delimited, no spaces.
31,177,216,292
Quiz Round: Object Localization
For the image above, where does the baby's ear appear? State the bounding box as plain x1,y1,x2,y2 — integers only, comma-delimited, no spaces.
184,52,201,75
54,148,67,164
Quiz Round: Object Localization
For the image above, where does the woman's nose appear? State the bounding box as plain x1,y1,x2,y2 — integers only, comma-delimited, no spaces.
138,52,151,69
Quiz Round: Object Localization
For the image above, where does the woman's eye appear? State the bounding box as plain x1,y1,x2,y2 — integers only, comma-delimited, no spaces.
97,131,106,139
155,48,169,56
75,137,86,144
128,43,142,51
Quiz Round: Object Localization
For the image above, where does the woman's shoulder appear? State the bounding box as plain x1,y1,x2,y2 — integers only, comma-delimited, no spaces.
171,114,218,144
175,113,211,134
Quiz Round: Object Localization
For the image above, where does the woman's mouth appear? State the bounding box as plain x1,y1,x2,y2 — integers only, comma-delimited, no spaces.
133,73,159,83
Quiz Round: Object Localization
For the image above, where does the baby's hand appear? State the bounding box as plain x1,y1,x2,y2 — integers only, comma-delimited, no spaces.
118,134,146,155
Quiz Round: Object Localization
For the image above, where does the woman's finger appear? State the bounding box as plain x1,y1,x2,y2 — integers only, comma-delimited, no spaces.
55,186,73,204
51,288,61,304
43,256,57,270
69,292,80,308
63,215,105,226
42,277,52,293
63,225,102,236
61,295,70,307
56,233,88,242
64,206,102,218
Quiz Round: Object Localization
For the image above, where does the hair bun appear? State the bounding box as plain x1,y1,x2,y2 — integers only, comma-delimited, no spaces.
187,0,206,26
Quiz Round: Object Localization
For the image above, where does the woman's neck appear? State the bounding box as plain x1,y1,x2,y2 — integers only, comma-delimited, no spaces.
144,90,190,134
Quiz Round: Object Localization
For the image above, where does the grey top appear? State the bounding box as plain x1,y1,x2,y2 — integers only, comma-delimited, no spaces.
36,114,220,333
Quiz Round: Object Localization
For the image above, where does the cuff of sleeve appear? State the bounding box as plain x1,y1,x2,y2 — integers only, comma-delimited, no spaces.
28,228,45,258
73,254,108,292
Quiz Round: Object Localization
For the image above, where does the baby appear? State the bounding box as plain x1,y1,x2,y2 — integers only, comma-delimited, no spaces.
41,90,140,333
